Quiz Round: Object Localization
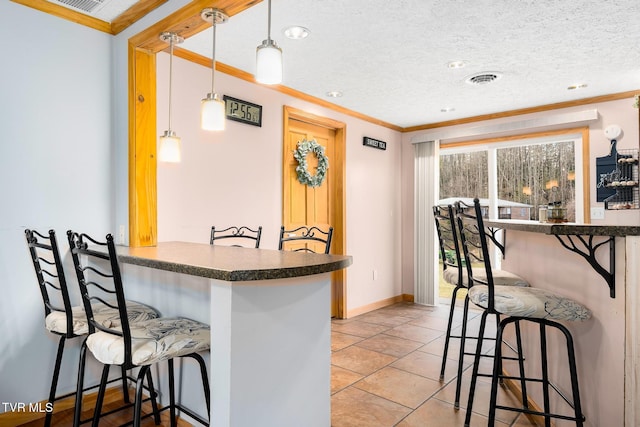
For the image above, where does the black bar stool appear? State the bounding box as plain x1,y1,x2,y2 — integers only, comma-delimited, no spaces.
433,204,529,409
25,229,160,426
278,225,333,254
456,199,591,426
210,225,262,248
68,230,211,427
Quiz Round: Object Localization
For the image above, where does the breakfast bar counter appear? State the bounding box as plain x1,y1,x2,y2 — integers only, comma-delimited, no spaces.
113,242,352,427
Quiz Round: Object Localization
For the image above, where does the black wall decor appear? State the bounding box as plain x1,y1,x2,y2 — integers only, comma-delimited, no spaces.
363,136,386,150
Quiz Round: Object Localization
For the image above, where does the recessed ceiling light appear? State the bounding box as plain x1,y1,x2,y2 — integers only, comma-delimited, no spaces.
441,107,456,113
283,26,310,39
326,91,343,98
447,61,466,69
567,83,588,90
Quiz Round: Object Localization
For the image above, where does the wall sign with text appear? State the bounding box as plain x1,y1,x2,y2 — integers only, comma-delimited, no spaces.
363,136,387,150
224,95,262,127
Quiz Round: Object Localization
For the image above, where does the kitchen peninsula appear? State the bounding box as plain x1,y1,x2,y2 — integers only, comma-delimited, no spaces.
483,219,640,427
111,242,352,427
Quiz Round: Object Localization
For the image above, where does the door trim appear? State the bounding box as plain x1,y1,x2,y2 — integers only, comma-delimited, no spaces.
283,106,347,318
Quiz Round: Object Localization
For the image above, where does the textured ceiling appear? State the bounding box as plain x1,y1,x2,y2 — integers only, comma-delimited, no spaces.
50,0,640,128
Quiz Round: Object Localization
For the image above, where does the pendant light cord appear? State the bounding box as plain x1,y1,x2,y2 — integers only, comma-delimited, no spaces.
211,20,217,94
267,0,272,43
168,35,175,132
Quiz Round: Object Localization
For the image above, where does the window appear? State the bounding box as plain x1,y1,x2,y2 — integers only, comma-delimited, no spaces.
440,136,583,223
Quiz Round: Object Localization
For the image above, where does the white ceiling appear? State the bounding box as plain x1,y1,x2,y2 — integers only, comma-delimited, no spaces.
51,0,640,128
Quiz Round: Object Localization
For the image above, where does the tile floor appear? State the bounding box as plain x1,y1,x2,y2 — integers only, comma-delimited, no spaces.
330,302,538,427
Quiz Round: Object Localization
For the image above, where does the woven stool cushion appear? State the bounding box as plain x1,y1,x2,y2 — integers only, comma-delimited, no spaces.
86,317,210,366
443,267,529,288
45,301,160,336
468,285,592,321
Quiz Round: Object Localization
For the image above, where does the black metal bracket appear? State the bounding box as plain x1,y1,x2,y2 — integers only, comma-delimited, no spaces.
554,234,616,298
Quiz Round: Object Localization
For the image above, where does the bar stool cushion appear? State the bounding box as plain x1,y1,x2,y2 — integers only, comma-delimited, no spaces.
45,301,160,336
468,285,592,322
86,317,210,366
443,267,529,288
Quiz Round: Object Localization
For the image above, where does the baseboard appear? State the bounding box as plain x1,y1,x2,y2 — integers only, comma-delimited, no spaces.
501,367,549,427
402,293,414,302
0,387,124,426
346,294,406,318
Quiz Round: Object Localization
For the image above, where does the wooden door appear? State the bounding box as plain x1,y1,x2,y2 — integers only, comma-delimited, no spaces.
285,122,334,251
283,107,346,318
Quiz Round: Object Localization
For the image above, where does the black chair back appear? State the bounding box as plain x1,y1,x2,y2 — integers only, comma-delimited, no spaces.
210,225,262,248
433,204,468,286
278,225,333,254
25,229,75,337
67,231,134,367
455,199,497,312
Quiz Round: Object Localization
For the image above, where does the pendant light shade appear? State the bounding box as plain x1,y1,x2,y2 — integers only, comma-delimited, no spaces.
158,32,184,163
201,93,226,131
158,131,181,163
201,8,228,131
255,0,282,85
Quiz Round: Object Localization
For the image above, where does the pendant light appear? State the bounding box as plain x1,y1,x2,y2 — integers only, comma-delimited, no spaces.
200,8,228,131
158,32,184,163
255,0,282,85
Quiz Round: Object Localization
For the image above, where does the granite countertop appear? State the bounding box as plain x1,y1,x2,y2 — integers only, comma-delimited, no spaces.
483,219,640,237
113,241,352,282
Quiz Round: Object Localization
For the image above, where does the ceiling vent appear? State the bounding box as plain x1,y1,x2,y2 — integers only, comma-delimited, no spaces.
465,72,503,85
53,0,105,13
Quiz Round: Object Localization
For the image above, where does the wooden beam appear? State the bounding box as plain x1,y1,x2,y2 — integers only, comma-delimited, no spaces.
129,0,262,53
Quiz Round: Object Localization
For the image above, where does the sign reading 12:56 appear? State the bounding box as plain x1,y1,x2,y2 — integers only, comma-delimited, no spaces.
223,95,262,127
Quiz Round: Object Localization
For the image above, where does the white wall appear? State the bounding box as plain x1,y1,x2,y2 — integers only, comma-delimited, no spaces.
0,1,114,408
155,53,404,313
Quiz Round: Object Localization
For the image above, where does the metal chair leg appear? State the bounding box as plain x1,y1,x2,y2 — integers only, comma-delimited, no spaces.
514,320,528,408
440,285,462,381
488,317,506,426
454,294,471,409
73,339,88,427
168,359,177,427
145,368,161,425
45,336,66,427
464,309,489,427
91,365,110,427
121,365,130,404
540,323,551,427
133,366,149,427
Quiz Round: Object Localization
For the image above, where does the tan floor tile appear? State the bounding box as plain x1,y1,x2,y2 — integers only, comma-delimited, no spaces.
332,345,397,376
353,366,443,409
407,313,455,332
356,312,415,327
332,320,391,338
435,374,523,425
384,323,443,344
374,305,431,319
331,365,364,394
331,387,412,427
355,334,424,358
392,349,471,383
396,397,511,427
332,331,365,351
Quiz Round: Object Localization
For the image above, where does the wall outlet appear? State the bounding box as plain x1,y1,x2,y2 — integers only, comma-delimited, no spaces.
118,225,125,244
590,207,605,220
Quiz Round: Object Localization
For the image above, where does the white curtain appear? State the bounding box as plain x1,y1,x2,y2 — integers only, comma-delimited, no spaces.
414,140,439,306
